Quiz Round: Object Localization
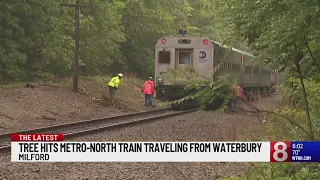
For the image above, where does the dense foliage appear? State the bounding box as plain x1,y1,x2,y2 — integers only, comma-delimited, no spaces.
212,0,320,179
0,0,216,82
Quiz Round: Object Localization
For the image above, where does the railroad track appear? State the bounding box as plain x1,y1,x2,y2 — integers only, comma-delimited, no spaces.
0,108,197,154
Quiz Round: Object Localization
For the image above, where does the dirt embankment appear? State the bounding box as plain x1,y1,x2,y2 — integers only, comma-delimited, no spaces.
0,77,160,133
0,76,282,134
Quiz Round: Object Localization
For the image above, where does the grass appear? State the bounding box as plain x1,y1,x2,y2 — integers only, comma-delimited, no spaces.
0,75,151,112
79,75,147,112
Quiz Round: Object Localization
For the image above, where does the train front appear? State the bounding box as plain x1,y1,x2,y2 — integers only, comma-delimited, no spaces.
154,36,214,102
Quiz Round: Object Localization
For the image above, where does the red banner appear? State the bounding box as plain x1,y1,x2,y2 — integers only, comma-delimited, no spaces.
11,134,63,141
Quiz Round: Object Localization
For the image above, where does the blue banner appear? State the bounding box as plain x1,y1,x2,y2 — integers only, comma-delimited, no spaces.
291,142,320,162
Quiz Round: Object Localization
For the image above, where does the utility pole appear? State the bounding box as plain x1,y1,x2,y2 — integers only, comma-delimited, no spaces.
60,0,94,92
240,54,244,86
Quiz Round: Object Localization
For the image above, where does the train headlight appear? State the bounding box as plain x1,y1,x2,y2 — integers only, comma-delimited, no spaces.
156,77,163,84
203,39,209,45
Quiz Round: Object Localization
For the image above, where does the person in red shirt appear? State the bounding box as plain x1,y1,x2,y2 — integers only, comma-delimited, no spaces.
142,77,155,107
228,84,244,112
232,84,243,100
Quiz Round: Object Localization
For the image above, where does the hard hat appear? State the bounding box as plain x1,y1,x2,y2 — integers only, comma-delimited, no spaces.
117,73,123,77
149,77,153,80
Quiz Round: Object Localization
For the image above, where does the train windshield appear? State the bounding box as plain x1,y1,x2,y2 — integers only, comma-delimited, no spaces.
158,51,170,64
178,51,191,64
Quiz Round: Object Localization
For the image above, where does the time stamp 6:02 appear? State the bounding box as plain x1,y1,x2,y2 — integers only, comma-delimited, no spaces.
271,142,313,162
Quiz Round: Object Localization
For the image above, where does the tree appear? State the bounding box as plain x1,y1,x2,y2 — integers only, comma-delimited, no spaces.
212,0,320,178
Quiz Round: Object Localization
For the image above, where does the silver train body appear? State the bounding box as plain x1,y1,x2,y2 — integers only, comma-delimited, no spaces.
154,36,284,101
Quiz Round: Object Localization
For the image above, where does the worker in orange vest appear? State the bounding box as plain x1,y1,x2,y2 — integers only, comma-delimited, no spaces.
142,77,155,107
228,84,244,112
232,84,244,100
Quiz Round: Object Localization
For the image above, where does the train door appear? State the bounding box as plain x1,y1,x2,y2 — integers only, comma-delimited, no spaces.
154,48,173,85
175,49,193,75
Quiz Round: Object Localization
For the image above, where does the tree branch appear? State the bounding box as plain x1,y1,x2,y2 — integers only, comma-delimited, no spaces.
288,65,298,72
232,99,312,139
294,60,315,140
305,41,320,72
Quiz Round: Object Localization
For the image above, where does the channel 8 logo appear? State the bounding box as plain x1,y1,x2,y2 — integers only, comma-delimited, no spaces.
270,142,291,162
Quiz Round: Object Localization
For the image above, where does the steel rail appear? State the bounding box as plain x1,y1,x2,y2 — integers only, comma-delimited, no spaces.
0,108,170,144
0,108,197,154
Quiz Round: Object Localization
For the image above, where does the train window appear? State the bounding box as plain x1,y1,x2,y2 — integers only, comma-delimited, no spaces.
178,51,191,64
254,68,259,74
159,51,170,64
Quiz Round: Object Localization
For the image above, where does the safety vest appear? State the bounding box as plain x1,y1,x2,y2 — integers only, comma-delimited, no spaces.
108,76,120,88
142,80,155,95
232,85,243,99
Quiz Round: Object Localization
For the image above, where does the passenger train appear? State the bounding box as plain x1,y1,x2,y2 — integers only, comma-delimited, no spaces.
154,36,283,104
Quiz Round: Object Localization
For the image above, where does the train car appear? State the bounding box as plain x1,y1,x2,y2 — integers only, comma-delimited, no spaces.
154,36,214,101
154,36,281,103
212,41,275,98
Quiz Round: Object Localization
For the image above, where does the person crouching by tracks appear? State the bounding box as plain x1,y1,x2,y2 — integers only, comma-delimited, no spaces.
108,73,123,97
228,84,244,112
142,77,155,107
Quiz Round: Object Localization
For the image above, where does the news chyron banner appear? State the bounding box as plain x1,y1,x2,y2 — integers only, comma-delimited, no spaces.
10,134,320,162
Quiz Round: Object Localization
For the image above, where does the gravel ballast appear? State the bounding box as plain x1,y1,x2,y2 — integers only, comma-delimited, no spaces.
0,110,263,180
